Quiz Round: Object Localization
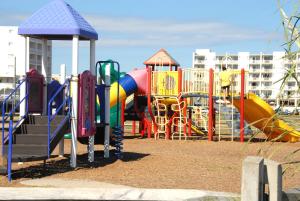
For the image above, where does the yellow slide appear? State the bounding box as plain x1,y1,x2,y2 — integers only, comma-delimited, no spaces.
232,93,300,142
191,124,205,135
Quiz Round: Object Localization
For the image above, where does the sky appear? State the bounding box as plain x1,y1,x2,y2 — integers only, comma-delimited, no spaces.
0,0,294,74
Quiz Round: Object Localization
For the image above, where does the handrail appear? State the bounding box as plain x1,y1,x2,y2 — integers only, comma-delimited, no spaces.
2,78,28,154
1,78,29,182
47,79,71,158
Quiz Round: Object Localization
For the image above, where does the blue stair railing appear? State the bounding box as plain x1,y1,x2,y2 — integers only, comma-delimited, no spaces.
1,78,29,181
47,79,71,158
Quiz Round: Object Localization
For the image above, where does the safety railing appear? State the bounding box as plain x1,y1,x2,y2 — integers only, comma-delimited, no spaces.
1,78,29,181
181,68,209,95
47,79,71,158
2,79,28,150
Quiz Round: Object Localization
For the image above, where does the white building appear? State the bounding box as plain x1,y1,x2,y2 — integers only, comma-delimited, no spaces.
193,49,299,111
0,26,52,95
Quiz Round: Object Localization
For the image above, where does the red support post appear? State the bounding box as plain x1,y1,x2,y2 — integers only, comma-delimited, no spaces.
178,68,182,95
147,66,158,134
240,69,245,142
183,98,188,137
132,121,136,135
147,120,152,139
208,68,214,141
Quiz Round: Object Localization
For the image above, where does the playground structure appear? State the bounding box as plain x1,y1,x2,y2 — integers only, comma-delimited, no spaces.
120,49,300,143
1,0,300,183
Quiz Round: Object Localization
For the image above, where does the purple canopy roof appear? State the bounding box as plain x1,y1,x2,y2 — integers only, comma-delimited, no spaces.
18,0,98,40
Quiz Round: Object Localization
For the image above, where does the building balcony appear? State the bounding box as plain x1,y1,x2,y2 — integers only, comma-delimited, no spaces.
262,60,272,64
261,86,272,90
262,77,272,81
286,86,297,90
194,60,205,64
249,86,260,90
249,60,261,64
249,68,260,72
262,68,272,73
248,77,260,81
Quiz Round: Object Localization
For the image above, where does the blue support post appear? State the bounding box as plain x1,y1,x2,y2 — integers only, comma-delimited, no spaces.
7,115,13,182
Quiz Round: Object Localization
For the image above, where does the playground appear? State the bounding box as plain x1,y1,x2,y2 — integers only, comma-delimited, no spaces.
0,136,299,193
0,0,300,199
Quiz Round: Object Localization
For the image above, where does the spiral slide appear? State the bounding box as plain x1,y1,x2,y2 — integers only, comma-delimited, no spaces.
233,93,300,142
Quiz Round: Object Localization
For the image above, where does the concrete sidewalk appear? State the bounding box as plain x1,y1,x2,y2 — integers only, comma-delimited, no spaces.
0,178,240,200
0,178,298,200
0,187,240,200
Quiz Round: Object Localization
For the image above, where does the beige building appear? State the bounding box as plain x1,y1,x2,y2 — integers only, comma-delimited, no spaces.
0,26,52,95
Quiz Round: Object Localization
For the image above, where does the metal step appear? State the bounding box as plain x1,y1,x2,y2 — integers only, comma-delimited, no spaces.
15,134,48,144
3,144,48,156
18,124,57,134
26,115,66,125
1,154,48,163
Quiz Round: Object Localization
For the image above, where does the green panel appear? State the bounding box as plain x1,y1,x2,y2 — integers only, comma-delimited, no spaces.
97,59,125,128
99,60,125,83
96,102,121,128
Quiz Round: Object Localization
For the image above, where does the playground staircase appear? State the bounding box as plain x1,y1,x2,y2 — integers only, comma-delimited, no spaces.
1,114,69,172
0,115,19,146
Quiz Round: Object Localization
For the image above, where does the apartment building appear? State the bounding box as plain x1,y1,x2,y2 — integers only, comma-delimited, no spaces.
193,49,299,111
0,26,52,96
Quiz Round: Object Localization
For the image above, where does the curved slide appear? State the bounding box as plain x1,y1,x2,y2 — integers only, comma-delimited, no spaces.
97,66,147,128
109,68,147,108
232,93,300,142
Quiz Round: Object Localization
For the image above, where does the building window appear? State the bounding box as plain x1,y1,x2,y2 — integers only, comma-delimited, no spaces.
263,55,273,60
37,44,42,51
37,65,41,73
232,65,238,69
231,56,238,61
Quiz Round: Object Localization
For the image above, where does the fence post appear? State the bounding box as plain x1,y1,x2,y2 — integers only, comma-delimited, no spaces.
264,159,282,201
241,156,283,201
241,156,265,201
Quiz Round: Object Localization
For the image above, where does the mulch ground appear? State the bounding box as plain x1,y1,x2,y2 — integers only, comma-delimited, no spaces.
0,134,299,193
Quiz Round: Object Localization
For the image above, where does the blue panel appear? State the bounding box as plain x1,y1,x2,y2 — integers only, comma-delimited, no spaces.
47,80,63,115
119,74,138,96
18,0,98,40
96,84,105,122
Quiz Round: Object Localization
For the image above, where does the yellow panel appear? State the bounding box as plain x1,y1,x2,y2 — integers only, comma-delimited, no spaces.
155,71,178,96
